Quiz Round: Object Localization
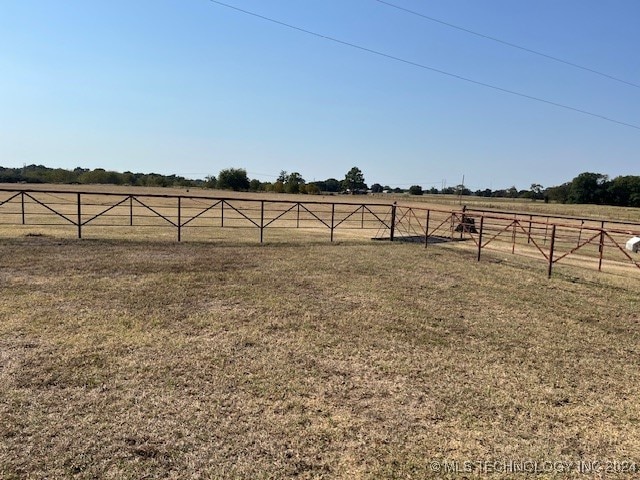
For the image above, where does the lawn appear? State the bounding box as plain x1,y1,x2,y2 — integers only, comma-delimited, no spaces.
1,228,639,478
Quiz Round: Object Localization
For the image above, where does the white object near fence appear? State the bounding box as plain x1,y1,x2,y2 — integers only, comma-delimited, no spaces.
626,237,640,253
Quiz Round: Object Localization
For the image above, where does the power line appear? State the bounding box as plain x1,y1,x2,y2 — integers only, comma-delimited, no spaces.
374,0,640,90
207,0,640,131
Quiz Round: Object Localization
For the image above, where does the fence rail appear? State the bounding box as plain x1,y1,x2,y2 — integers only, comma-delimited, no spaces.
1,187,639,277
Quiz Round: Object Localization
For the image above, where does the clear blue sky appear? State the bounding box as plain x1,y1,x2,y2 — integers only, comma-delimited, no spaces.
1,0,639,190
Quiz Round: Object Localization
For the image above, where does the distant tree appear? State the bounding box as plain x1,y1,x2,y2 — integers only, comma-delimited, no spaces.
454,184,472,196
342,167,366,193
392,187,404,194
205,175,217,189
273,181,285,193
324,178,342,192
545,183,570,203
249,179,262,192
506,186,519,198
78,168,124,185
474,188,493,197
567,172,609,204
277,170,288,183
121,171,136,185
408,185,423,195
217,168,250,191
608,175,640,207
305,183,321,195
370,183,383,193
285,172,305,194
529,183,544,200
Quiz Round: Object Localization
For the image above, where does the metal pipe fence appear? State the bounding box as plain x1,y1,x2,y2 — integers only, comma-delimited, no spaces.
0,188,394,243
1,187,639,277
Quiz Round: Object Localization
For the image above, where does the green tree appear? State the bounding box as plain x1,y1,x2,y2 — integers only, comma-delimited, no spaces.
343,167,366,193
567,172,609,204
305,183,320,195
506,186,519,198
249,179,262,192
277,171,288,183
285,172,305,194
324,178,342,192
370,183,383,193
217,168,250,191
608,175,640,207
408,185,423,195
529,183,544,200
273,181,285,193
545,183,570,203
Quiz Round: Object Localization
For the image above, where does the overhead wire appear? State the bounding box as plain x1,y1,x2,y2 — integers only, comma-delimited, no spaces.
207,0,640,131
374,0,640,90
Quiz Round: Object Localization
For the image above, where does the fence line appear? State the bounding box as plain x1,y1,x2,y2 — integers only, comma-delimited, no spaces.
1,187,639,277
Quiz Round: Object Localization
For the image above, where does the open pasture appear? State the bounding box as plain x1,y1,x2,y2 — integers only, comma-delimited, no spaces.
1,217,640,478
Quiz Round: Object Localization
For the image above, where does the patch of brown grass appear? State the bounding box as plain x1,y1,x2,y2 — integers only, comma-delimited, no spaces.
1,233,640,478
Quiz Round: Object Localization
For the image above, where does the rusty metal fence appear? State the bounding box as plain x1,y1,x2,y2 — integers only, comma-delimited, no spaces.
1,187,639,277
392,204,640,277
0,188,393,243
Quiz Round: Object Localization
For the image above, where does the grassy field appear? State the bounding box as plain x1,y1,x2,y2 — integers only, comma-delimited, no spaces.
1,223,640,478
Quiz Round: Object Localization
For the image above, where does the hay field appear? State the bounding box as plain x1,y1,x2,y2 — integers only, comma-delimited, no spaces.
1,222,640,479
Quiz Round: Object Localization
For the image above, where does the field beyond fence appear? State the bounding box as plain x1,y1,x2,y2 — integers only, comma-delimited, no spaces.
1,186,639,277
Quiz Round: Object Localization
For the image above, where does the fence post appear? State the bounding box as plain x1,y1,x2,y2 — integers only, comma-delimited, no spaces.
424,209,430,249
21,192,25,225
548,224,556,278
330,203,335,242
177,197,182,242
527,214,532,244
129,195,133,226
77,193,82,239
598,221,605,272
260,200,265,243
477,216,484,261
361,205,365,229
221,201,225,227
296,203,300,228
390,203,396,242
511,216,517,254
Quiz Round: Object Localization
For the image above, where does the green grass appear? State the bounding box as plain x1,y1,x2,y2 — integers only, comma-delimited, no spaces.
1,231,640,478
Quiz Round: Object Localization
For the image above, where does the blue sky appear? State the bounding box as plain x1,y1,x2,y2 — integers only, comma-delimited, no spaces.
1,0,639,190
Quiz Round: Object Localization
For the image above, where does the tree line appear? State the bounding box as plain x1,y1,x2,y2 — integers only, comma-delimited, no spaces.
0,165,201,188
1,165,639,207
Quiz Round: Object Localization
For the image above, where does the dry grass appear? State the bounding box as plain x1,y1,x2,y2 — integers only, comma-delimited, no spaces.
1,226,640,479
389,193,640,223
